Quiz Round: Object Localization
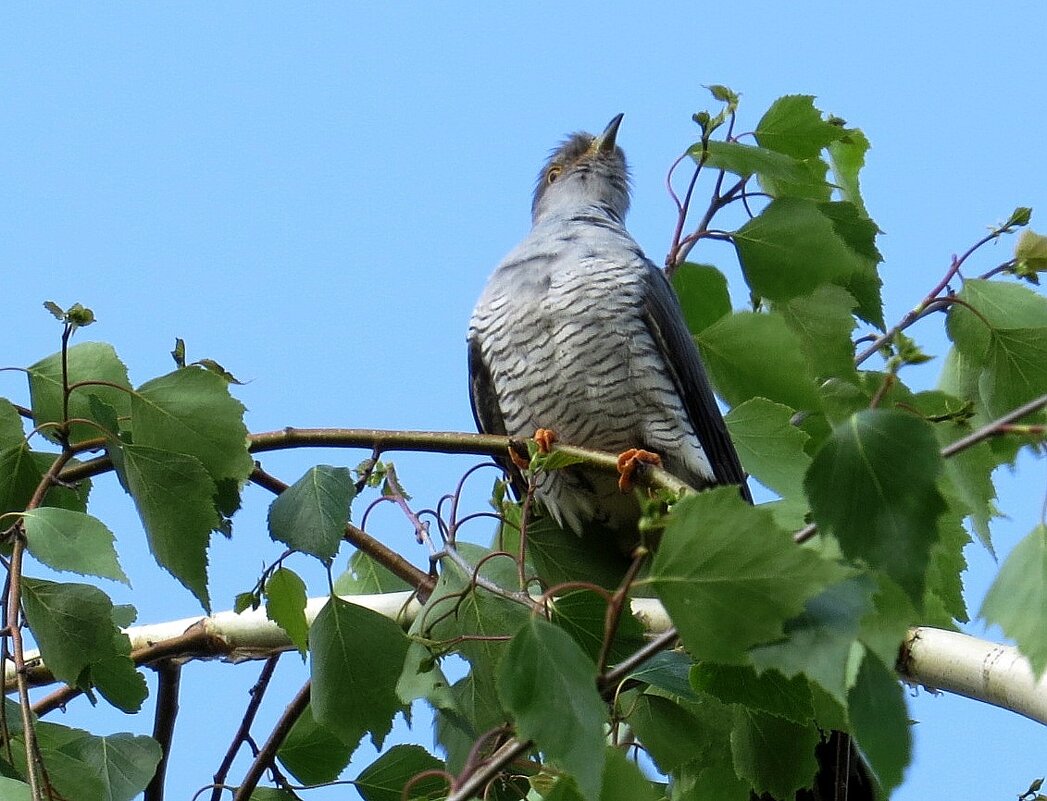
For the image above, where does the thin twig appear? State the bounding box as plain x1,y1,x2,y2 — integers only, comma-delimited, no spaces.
445,737,534,801
232,680,311,800
383,464,430,545
596,552,649,675
856,227,1014,367
599,627,680,695
941,393,1047,458
5,449,76,798
209,656,281,801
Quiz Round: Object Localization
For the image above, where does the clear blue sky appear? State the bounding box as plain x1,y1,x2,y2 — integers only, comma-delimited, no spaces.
2,4,1045,799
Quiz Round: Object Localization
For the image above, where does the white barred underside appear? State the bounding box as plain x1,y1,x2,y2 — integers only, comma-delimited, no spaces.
469,212,714,533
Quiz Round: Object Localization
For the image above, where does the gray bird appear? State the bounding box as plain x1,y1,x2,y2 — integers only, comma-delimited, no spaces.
468,115,874,801
468,113,750,539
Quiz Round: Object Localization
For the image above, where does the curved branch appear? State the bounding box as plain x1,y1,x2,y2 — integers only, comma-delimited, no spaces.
899,627,1047,725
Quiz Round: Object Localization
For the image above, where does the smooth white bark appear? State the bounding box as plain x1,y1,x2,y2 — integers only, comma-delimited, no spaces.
8,594,1046,728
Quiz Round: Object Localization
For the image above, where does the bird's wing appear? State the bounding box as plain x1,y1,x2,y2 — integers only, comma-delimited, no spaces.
467,333,506,437
640,260,752,501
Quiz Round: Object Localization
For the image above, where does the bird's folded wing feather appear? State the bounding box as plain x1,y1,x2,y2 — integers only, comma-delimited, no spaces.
640,261,752,500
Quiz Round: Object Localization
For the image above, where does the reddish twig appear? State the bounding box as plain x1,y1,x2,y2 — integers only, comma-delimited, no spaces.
232,680,311,800
209,656,281,801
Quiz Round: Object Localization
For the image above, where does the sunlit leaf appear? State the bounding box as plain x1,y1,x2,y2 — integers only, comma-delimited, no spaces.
268,465,354,562
805,410,945,603
497,616,606,801
22,507,128,584
310,595,409,750
650,488,848,663
980,525,1047,678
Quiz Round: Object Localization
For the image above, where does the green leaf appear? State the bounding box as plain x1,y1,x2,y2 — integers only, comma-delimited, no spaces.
779,286,859,380
599,746,661,801
265,567,309,656
60,731,161,801
354,744,446,801
268,465,354,562
671,263,731,335
0,777,30,800
497,616,606,801
334,549,412,595
848,654,910,793
277,702,353,785
1015,228,1047,272
91,650,149,714
434,673,508,774
624,650,698,700
27,342,132,446
858,576,918,674
22,508,128,584
947,279,1047,349
18,724,161,801
750,576,874,704
551,589,646,666
691,664,813,724
0,443,43,517
918,388,999,552
396,640,456,709
309,595,409,750
980,525,1047,677
131,366,252,515
0,397,24,449
671,695,750,801
946,279,1047,416
923,511,970,626
415,546,529,744
979,327,1047,418
724,398,810,500
698,140,813,185
649,488,848,663
508,509,630,590
622,692,709,772
118,443,218,610
19,578,144,711
755,95,844,159
0,446,93,518
21,578,122,685
828,128,871,214
805,410,946,603
733,198,876,308
730,706,819,799
697,311,822,412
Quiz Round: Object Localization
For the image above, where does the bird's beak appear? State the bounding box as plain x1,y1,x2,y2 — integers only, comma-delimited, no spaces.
594,113,624,154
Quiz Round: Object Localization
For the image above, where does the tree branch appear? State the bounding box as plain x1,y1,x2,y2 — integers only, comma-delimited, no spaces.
145,660,182,801
12,588,1045,729
899,627,1047,725
232,680,311,801
209,655,281,801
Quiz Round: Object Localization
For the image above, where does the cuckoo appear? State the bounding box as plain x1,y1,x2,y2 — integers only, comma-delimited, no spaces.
468,113,750,538
467,116,874,801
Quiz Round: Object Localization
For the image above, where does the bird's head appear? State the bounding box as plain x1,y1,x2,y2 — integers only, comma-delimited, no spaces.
531,113,630,224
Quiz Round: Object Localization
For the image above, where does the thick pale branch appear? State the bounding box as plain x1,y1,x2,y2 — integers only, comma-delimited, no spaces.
10,592,1044,730
899,627,1047,726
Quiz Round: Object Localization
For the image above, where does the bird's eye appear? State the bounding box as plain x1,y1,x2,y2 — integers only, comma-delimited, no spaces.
546,166,562,184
